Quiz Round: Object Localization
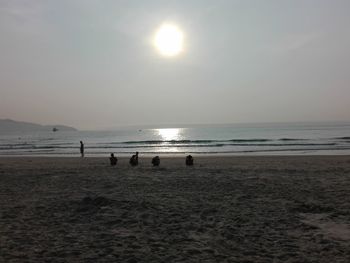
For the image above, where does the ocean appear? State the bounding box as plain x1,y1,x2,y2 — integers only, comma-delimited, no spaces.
0,122,350,156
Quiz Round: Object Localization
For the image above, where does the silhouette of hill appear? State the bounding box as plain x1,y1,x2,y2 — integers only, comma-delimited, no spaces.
0,119,77,133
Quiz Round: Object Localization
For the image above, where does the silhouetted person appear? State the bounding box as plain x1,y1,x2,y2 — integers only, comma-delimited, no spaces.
152,156,160,166
110,153,118,166
80,141,84,157
186,155,194,166
129,151,139,166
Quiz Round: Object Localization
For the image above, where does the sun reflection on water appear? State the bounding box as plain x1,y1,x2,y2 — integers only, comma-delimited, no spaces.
157,128,181,141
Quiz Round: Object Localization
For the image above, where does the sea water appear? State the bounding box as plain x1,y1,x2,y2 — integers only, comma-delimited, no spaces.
0,122,350,156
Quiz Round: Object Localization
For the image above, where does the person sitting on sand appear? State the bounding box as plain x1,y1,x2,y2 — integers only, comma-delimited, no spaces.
129,151,139,166
152,156,160,166
110,153,118,166
186,155,194,166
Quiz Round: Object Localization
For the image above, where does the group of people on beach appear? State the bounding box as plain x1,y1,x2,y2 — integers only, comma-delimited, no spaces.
79,140,193,167
109,152,194,167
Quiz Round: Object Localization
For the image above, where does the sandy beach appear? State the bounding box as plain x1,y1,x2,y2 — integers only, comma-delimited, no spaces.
0,156,349,262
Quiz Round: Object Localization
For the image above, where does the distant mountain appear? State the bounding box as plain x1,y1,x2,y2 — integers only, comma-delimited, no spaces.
0,119,77,133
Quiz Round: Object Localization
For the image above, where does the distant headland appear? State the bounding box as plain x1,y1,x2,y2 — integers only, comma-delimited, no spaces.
0,119,77,133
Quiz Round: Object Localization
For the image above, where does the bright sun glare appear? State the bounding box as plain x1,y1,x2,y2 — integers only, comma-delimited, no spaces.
154,23,184,57
157,128,181,141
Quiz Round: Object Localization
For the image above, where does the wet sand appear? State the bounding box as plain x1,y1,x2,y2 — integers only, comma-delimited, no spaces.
0,156,350,262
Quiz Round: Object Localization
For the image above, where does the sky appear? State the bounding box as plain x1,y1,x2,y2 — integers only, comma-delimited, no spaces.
0,0,350,130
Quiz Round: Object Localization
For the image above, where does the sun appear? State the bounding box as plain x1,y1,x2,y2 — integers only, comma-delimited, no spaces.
153,23,184,57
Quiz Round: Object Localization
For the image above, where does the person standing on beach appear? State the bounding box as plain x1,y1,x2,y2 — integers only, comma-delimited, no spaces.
80,141,84,157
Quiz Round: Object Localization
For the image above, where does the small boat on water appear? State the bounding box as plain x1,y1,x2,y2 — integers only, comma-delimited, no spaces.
52,127,58,132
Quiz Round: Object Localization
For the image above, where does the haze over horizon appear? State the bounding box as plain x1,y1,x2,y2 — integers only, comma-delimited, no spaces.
1,0,350,130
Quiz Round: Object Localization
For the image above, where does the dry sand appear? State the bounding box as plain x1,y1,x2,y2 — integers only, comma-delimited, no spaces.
0,156,350,262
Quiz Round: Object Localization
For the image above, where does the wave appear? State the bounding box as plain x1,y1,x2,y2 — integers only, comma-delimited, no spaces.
2,147,350,156
107,143,336,149
228,139,271,142
278,138,306,141
122,140,221,144
0,145,75,150
0,143,338,151
120,138,309,145
336,137,350,140
1,138,312,149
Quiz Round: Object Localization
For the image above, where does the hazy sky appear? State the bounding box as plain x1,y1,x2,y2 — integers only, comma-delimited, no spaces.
1,0,349,130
